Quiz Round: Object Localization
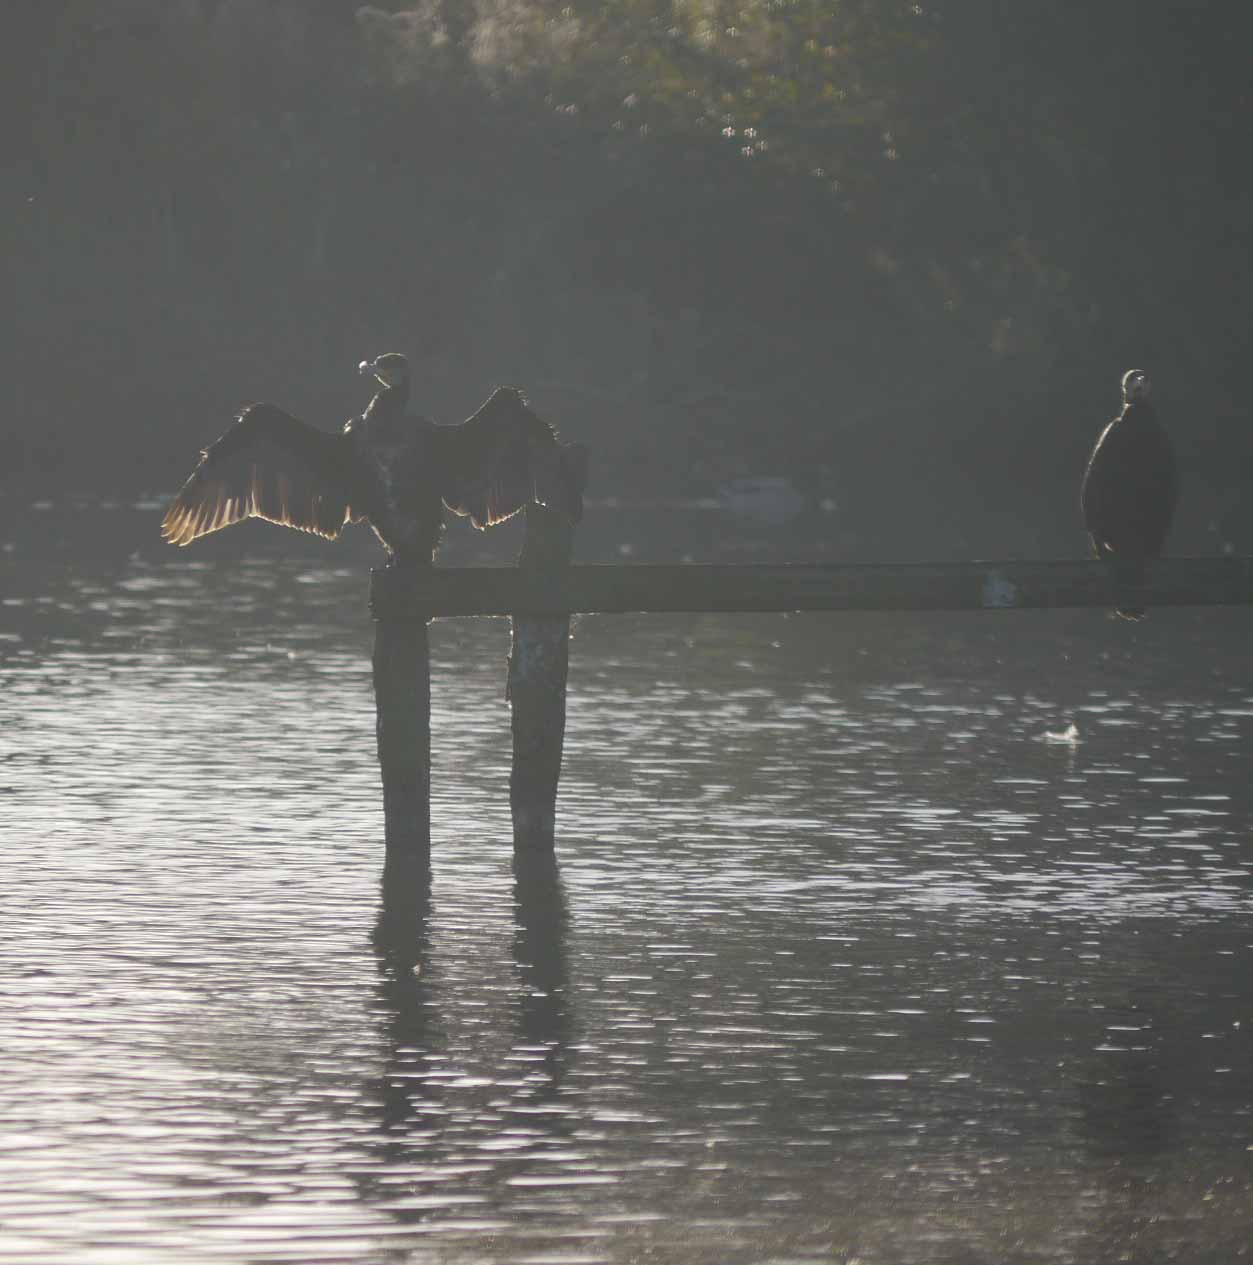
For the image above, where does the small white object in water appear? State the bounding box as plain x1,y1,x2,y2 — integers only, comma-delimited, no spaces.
1042,722,1080,745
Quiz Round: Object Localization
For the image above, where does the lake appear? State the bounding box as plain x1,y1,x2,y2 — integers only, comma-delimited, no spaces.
2,506,1252,1264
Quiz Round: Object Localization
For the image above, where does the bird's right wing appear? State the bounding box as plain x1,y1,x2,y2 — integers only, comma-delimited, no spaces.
161,404,357,546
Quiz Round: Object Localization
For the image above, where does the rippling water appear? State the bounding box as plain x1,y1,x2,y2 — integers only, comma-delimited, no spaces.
3,545,1253,1264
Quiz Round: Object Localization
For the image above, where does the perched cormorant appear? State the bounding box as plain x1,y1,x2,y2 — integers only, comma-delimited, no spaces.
161,354,582,563
1080,369,1177,618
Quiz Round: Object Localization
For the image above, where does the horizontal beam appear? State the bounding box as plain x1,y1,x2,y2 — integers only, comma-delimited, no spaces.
369,557,1253,619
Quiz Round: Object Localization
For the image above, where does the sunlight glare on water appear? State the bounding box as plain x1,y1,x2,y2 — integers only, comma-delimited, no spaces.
3,554,1252,1264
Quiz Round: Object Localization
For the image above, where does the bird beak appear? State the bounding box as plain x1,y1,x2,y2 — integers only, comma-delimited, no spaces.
358,359,374,378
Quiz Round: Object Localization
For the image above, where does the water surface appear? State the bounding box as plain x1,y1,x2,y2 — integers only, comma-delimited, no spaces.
3,545,1252,1264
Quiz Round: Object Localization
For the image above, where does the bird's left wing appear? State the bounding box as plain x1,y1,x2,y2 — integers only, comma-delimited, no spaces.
1080,417,1124,553
440,387,582,529
161,403,357,546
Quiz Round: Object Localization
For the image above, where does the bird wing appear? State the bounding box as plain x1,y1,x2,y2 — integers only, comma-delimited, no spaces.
161,403,357,546
439,387,565,530
1080,417,1124,554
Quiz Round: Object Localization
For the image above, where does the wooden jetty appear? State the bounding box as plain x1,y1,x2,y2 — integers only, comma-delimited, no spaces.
371,555,1253,620
369,549,1253,855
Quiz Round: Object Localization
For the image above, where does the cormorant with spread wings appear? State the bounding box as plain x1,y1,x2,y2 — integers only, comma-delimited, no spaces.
1080,369,1177,618
161,354,583,563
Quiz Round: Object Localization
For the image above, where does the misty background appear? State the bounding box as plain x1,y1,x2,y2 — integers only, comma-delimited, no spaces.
6,11,1253,1261
5,0,1250,560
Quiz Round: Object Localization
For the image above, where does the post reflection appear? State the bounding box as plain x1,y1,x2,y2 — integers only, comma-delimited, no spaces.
509,850,573,1107
357,849,575,1229
369,853,440,1152
1072,985,1182,1260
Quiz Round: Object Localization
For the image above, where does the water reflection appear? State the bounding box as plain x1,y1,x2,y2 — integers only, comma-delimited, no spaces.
370,853,437,1165
360,851,575,1239
1077,1039,1184,1260
510,852,572,1108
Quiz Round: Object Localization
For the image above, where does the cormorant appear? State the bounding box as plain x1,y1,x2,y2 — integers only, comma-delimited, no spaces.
1080,369,1177,618
161,354,582,563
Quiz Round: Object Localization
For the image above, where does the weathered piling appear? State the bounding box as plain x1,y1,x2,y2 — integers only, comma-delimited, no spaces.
507,446,586,851
369,571,431,855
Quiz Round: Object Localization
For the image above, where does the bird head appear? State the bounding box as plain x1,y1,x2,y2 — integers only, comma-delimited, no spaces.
1121,369,1150,403
358,353,411,390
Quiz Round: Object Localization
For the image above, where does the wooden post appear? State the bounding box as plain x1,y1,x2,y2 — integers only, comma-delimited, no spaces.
370,569,431,856
507,446,585,852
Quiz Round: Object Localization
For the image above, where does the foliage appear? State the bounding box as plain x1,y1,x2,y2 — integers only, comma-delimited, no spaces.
464,1,931,182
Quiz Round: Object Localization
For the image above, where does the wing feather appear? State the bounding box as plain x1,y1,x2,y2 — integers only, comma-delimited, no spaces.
161,404,356,546
1080,417,1120,555
440,387,583,529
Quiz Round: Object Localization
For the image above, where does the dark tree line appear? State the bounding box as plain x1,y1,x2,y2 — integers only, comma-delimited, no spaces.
4,1,1251,555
